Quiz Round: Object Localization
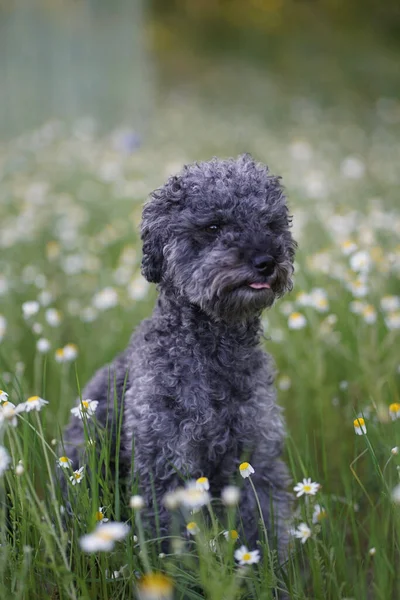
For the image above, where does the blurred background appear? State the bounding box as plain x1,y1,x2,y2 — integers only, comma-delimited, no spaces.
0,0,399,478
1,0,400,137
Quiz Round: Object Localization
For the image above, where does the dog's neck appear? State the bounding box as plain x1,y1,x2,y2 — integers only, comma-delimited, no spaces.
154,287,262,347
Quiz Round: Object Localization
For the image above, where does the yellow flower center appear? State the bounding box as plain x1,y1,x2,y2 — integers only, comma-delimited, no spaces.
3,401,9,407
389,403,400,413
59,456,69,463
95,511,104,521
74,472,81,480
242,552,251,561
56,349,64,357
229,530,239,540
197,477,208,484
354,418,365,427
186,522,197,530
317,510,327,521
0,390,4,395
239,462,249,471
290,312,302,319
138,573,173,593
97,530,114,541
303,484,312,493
82,400,90,410
27,396,39,403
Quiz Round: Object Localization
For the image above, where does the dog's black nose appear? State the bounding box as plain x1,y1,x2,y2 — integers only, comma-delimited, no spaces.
252,254,275,276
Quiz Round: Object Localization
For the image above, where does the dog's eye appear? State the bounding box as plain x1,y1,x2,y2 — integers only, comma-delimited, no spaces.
204,224,221,234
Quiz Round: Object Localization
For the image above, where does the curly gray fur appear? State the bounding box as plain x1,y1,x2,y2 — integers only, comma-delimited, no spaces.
62,153,296,558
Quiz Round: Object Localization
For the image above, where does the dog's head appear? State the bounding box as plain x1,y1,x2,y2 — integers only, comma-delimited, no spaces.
141,154,296,320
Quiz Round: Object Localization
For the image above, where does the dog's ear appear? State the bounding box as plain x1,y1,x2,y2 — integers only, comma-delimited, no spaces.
140,175,183,283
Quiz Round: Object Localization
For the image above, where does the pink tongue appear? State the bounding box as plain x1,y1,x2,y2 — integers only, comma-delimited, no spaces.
249,282,270,289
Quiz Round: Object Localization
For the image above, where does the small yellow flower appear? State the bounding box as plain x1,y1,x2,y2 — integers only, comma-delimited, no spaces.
70,466,85,485
58,456,72,469
55,348,65,363
389,403,400,421
137,572,174,600
95,507,109,523
186,521,199,535
15,396,49,413
354,417,367,435
223,529,239,541
288,312,307,330
239,462,255,478
234,545,260,565
196,476,210,491
293,478,320,497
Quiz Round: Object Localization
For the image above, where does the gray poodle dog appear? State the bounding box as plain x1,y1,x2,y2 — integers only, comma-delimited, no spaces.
62,153,296,557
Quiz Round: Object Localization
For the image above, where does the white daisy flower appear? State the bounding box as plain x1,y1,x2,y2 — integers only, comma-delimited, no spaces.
369,547,376,556
239,462,255,478
128,276,150,301
340,240,357,256
179,481,210,511
221,485,241,506
293,478,320,497
0,390,9,402
340,156,365,180
362,304,377,324
278,375,291,391
310,288,329,312
45,308,62,327
0,403,18,427
380,296,400,312
95,507,109,524
288,312,307,330
55,348,66,363
70,466,85,485
349,251,371,274
389,403,400,421
0,446,11,475
129,495,144,510
36,338,51,353
79,521,130,552
295,291,312,307
22,301,40,319
349,300,366,314
294,523,312,544
354,417,367,435
347,279,369,298
385,312,400,330
70,399,98,419
234,545,260,565
63,344,78,361
16,395,49,413
312,504,327,524
58,456,72,469
391,447,399,455
196,476,210,491
223,529,239,541
92,287,118,311
186,521,199,535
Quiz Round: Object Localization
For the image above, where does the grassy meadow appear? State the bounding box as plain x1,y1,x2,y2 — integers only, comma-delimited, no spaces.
0,63,400,599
